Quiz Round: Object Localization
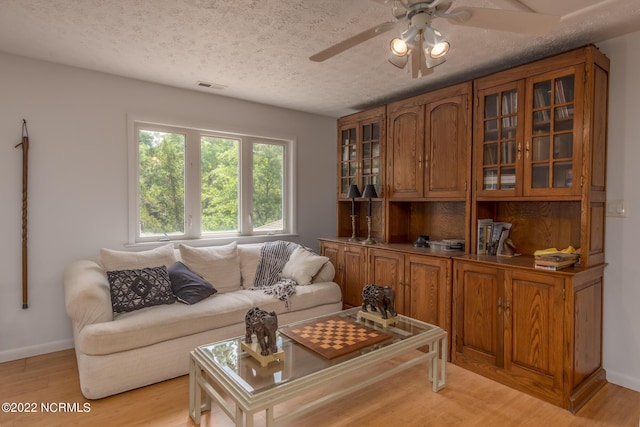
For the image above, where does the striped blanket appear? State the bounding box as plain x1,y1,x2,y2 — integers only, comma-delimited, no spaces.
252,240,298,307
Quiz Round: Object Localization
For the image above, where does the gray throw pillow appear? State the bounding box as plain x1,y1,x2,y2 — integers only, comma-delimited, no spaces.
107,266,176,313
168,262,217,304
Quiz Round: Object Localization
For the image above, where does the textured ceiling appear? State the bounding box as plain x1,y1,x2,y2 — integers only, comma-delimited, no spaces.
0,0,639,118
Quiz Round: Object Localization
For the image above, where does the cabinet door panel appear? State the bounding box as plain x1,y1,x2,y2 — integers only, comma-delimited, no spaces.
343,245,367,308
320,242,344,298
504,270,564,396
387,106,425,199
407,256,450,334
425,94,470,198
454,262,501,366
523,66,584,197
369,249,405,314
474,81,525,198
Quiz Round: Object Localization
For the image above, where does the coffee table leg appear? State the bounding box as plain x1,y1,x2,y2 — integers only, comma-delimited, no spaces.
430,340,439,392
431,334,447,392
189,356,202,425
266,406,275,427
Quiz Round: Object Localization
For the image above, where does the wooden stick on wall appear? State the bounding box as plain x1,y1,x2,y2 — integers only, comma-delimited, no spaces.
15,119,29,309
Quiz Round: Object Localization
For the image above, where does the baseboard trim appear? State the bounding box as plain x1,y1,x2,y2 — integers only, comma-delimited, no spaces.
0,339,74,363
606,368,640,392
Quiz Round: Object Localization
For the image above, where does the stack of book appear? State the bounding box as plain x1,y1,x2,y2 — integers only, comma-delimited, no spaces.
534,252,580,270
477,219,512,256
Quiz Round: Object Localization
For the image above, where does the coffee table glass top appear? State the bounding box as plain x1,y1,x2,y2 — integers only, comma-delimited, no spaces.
196,307,441,395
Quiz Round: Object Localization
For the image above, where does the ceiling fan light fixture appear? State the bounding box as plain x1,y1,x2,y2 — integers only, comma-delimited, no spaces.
424,53,446,69
390,37,409,56
388,53,409,69
429,40,449,58
424,27,449,59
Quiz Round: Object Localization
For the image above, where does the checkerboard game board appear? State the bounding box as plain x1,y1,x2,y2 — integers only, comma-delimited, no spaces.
279,316,392,359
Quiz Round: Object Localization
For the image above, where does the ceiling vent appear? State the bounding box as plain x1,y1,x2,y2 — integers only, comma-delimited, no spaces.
196,81,227,90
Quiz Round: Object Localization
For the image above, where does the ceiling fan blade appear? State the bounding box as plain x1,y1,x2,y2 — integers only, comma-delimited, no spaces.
444,7,560,36
309,21,401,62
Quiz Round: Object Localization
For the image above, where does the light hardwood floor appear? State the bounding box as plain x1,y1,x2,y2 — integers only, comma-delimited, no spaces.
0,349,638,427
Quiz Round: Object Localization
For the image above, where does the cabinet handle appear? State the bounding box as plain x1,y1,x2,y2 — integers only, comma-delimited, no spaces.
525,141,530,159
517,143,522,161
498,297,502,315
425,153,429,172
418,155,422,169
505,298,511,316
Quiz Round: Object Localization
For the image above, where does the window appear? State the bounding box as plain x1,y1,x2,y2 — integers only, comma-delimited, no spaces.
129,120,294,243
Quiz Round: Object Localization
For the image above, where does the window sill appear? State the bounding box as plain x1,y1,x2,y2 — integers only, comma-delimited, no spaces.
123,233,300,250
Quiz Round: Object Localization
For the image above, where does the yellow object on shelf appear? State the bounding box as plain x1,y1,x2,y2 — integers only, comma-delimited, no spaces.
533,248,559,256
534,246,577,257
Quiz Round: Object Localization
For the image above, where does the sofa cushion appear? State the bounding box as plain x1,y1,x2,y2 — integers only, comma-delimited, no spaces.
238,244,262,287
100,243,176,271
75,281,343,356
107,266,176,313
281,246,329,285
179,242,241,294
76,291,255,355
313,261,336,284
168,262,217,304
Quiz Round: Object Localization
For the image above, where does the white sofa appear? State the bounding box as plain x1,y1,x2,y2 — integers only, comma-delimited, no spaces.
63,241,342,399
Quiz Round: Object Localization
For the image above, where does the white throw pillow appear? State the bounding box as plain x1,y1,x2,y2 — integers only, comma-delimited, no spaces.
281,246,329,286
179,242,241,293
101,243,176,271
238,244,262,288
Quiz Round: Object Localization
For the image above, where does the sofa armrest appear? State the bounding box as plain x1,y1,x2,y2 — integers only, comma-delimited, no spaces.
64,259,113,330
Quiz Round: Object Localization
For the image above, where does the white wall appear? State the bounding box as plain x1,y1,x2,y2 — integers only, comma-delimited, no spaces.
0,53,337,362
599,32,640,392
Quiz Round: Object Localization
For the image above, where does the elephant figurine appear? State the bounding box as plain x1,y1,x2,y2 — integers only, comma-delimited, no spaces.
245,307,278,356
361,284,397,319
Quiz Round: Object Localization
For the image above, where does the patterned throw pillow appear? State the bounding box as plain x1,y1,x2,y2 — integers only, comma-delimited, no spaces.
107,266,176,313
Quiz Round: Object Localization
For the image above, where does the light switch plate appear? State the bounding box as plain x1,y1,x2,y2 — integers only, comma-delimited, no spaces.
606,200,626,217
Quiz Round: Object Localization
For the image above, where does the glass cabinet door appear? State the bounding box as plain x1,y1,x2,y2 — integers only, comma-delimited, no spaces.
476,81,524,197
339,124,357,198
524,67,583,196
361,120,381,195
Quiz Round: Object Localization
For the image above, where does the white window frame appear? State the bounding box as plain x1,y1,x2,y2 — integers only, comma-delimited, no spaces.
127,116,296,244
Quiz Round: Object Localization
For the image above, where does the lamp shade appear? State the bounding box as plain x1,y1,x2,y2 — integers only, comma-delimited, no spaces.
362,184,378,199
346,184,361,199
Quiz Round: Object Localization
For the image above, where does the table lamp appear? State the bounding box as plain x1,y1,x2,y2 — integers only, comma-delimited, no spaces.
346,184,361,242
362,184,378,245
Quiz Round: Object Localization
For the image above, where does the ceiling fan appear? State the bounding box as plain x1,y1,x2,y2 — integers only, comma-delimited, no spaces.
309,0,561,78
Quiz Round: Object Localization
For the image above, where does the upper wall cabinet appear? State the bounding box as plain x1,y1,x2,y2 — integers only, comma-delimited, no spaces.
337,106,386,199
387,82,472,200
474,47,607,202
472,46,609,267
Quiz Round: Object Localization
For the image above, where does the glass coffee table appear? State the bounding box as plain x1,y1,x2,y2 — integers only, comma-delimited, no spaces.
189,307,447,426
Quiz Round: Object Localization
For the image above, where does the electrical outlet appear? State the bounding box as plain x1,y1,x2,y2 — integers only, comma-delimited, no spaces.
606,200,626,217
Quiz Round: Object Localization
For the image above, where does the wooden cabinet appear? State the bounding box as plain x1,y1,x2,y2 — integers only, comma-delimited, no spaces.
368,248,406,313
387,82,472,200
368,247,451,336
405,254,451,334
453,258,606,413
475,66,587,198
337,106,386,198
319,239,366,308
385,82,472,246
336,107,386,242
328,45,609,412
320,240,452,339
472,45,609,268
